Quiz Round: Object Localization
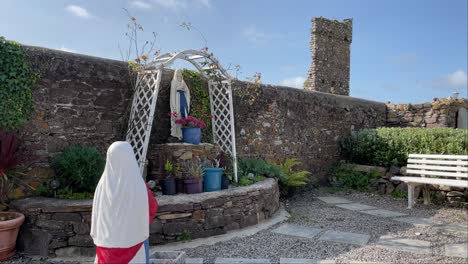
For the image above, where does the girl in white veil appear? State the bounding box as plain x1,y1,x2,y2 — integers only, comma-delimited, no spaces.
91,141,158,264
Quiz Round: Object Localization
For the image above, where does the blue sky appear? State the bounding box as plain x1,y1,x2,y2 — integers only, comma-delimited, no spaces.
1,0,467,103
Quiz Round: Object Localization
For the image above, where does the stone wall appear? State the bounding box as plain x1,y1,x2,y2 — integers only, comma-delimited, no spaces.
14,45,386,197
11,179,280,257
232,81,386,183
385,98,468,128
344,164,468,206
304,17,353,96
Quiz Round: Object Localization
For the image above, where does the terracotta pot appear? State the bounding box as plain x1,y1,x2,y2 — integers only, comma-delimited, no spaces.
0,212,25,261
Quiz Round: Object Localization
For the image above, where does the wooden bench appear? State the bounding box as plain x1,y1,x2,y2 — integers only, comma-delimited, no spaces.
391,154,468,209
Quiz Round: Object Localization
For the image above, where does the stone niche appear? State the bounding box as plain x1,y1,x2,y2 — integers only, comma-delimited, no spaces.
148,143,221,180
11,178,280,257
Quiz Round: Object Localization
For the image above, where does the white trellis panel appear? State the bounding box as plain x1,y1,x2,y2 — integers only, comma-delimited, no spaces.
126,50,238,182
208,80,238,182
126,69,162,174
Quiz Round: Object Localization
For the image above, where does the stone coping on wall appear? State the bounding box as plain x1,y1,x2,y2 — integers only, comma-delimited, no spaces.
11,178,280,257
11,178,277,213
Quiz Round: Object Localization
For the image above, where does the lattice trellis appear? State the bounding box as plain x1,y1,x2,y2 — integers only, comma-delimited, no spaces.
125,50,238,182
126,70,161,172
208,80,238,180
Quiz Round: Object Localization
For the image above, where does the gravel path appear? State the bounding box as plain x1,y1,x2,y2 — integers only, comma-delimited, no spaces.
7,188,467,263
181,188,467,263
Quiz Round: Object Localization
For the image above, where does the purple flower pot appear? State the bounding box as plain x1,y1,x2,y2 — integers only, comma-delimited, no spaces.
184,178,203,194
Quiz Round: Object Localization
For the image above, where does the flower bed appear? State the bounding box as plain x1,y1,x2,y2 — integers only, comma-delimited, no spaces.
10,178,280,257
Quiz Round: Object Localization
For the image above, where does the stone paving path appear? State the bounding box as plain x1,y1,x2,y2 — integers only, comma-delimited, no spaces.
316,196,468,259
176,196,467,263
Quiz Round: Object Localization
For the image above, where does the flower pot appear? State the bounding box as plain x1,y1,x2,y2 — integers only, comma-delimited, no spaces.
175,178,185,194
184,178,202,194
221,174,230,190
182,127,201,145
0,212,25,261
203,168,223,192
161,178,176,195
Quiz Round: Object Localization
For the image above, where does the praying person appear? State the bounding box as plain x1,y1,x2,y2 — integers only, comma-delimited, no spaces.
91,141,158,264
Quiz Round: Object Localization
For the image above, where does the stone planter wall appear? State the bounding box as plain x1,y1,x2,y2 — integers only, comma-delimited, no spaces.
10,178,280,257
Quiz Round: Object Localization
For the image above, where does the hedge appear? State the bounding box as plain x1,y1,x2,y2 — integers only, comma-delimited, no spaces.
340,128,468,167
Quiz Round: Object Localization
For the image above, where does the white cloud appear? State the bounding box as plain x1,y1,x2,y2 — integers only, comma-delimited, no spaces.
278,76,305,89
58,46,76,53
242,25,269,45
423,70,468,90
446,70,468,87
65,5,91,18
130,0,152,9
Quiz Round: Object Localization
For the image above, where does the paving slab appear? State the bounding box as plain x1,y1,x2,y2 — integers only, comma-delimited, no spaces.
316,196,352,204
393,217,441,227
186,258,204,264
272,223,323,239
376,236,431,254
318,230,370,246
438,224,468,234
280,258,335,264
359,209,407,218
335,203,377,211
215,258,270,264
444,243,468,258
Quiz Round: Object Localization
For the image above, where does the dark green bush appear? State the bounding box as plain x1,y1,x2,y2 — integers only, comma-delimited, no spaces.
341,128,468,167
52,145,105,193
331,164,381,191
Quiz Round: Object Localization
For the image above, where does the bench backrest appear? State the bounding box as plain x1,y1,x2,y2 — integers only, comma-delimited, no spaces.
407,154,468,179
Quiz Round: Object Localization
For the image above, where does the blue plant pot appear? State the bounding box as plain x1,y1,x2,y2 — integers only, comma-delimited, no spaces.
182,127,201,145
203,168,223,192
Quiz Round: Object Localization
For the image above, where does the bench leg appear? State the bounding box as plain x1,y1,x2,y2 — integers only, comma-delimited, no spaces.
423,185,431,205
408,184,415,209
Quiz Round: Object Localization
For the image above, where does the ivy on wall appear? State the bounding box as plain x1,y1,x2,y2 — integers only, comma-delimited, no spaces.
0,37,35,130
182,69,213,143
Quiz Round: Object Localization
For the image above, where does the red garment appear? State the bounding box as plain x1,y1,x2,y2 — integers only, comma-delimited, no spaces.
95,185,158,264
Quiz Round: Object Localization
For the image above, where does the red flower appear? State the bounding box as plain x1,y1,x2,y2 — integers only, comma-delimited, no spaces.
175,116,206,128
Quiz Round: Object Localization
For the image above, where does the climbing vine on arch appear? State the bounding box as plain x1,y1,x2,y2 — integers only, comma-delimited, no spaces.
182,69,213,143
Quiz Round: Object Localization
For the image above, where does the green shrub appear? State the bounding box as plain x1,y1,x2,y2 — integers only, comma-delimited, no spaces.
238,158,283,180
238,158,311,194
277,158,310,195
341,128,468,167
0,37,36,130
331,164,380,191
52,145,105,193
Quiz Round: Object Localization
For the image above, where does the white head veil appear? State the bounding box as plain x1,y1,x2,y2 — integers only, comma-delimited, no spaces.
90,141,149,248
170,69,191,139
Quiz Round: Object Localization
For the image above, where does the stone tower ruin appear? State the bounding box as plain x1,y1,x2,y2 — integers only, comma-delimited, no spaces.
304,17,353,96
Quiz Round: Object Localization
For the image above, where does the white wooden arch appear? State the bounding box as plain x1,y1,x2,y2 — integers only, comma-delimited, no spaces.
126,50,238,182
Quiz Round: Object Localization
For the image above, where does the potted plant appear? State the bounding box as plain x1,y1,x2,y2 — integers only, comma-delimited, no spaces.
217,152,231,190
160,160,176,195
175,116,207,145
202,158,223,192
185,163,203,194
0,132,25,261
174,164,185,194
